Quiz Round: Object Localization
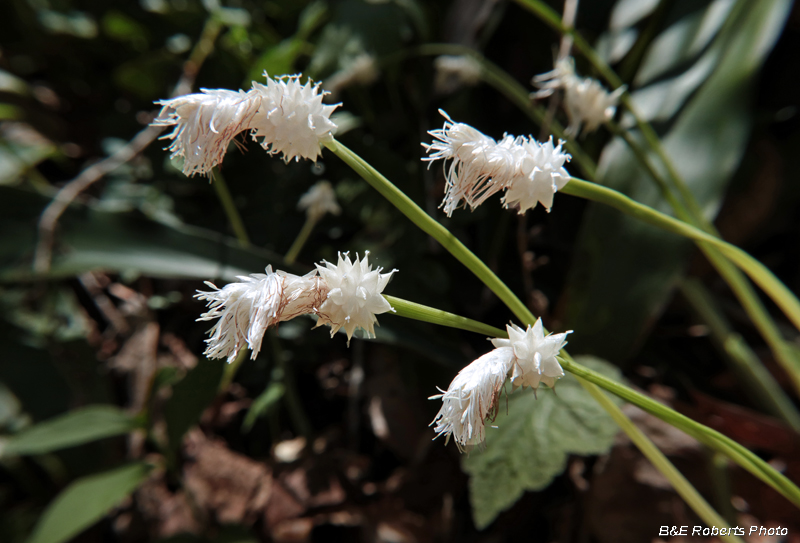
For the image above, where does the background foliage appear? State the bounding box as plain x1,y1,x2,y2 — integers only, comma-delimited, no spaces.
2,0,800,541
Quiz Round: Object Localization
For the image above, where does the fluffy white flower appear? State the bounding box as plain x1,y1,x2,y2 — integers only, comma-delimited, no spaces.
491,318,571,390
430,318,572,451
500,136,571,214
154,89,261,177
533,58,625,136
297,180,341,222
429,347,515,451
249,74,339,163
195,266,327,362
422,110,571,215
315,252,396,344
434,55,482,93
153,73,339,175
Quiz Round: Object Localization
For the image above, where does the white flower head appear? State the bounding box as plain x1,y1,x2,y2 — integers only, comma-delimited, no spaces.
297,180,341,222
315,251,396,345
250,73,340,163
429,347,515,451
154,89,261,177
153,73,339,175
500,136,571,213
422,110,516,216
433,55,482,94
422,110,571,216
491,318,571,390
195,266,327,362
532,57,624,136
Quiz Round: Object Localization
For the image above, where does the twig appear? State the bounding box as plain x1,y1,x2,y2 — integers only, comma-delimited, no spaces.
33,18,223,274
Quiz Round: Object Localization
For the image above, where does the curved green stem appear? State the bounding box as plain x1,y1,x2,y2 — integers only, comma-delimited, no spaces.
578,377,742,541
325,140,800,510
210,168,250,247
385,295,507,337
384,294,800,509
609,123,800,395
562,178,800,334
680,279,800,430
324,138,538,326
560,355,800,508
516,0,800,390
285,216,317,265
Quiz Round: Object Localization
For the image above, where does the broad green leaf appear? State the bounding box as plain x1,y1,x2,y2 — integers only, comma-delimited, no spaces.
0,405,140,458
563,0,791,361
163,360,224,450
0,186,285,283
242,382,285,432
462,356,622,529
27,462,151,543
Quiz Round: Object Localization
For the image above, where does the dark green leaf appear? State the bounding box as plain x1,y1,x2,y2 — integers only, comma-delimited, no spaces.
0,186,286,283
563,0,791,361
163,360,224,450
241,382,284,432
27,462,151,543
461,356,622,529
1,405,140,458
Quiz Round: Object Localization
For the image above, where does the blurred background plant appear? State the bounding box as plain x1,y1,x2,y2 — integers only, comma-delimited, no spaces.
2,0,800,541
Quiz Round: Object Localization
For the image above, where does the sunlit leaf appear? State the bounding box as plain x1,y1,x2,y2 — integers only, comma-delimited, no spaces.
462,356,622,529
27,463,151,543
0,405,140,458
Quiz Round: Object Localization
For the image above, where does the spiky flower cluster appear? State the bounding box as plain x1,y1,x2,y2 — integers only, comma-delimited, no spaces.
315,252,397,345
430,319,572,451
195,253,395,361
297,180,341,222
533,58,625,136
154,73,339,176
422,110,571,216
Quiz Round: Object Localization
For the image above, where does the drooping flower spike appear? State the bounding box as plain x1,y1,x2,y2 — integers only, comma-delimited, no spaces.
430,319,571,451
195,252,396,360
422,110,571,216
532,57,625,137
154,73,339,176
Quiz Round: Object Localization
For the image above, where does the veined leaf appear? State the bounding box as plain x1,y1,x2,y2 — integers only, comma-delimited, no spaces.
462,356,622,529
27,462,151,543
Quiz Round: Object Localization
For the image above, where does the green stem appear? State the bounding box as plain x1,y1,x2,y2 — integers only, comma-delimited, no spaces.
385,295,507,337
562,178,800,334
577,377,742,541
324,138,538,326
210,168,250,247
325,140,800,510
285,216,317,265
610,123,800,394
219,348,249,392
385,293,800,509
680,279,800,430
560,355,800,508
